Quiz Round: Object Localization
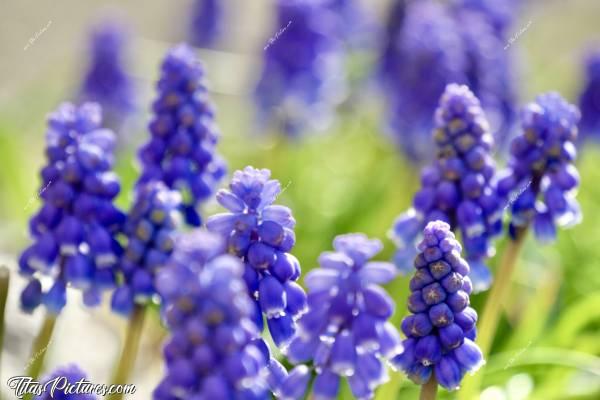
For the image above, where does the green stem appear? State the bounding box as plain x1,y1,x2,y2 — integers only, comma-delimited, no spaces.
459,228,528,399
0,266,10,383
108,304,146,400
26,313,57,379
420,377,438,400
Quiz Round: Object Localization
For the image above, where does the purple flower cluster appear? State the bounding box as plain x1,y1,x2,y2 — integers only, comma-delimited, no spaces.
498,93,581,242
154,230,267,400
254,0,346,137
79,21,135,128
19,103,123,314
391,84,502,292
35,364,97,400
392,221,483,391
378,0,517,161
138,44,226,226
189,0,224,48
277,234,403,399
578,49,600,140
111,182,182,316
207,166,307,349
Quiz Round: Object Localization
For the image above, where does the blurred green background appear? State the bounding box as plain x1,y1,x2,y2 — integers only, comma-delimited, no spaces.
1,0,599,399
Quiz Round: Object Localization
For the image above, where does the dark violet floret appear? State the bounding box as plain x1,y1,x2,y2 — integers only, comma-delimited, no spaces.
111,181,182,316
79,20,135,129
392,221,483,391
390,84,502,292
498,92,581,242
138,44,226,226
189,0,224,48
154,230,268,399
578,49,600,140
207,166,307,350
19,102,124,314
279,233,403,399
254,0,346,137
34,364,97,399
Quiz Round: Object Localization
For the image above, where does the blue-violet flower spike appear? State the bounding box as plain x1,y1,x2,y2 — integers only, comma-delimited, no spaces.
392,221,484,391
284,233,403,399
138,44,226,226
19,102,124,314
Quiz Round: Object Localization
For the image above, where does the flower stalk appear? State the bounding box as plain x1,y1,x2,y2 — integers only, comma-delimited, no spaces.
108,304,146,400
25,312,57,384
0,266,9,381
420,376,438,400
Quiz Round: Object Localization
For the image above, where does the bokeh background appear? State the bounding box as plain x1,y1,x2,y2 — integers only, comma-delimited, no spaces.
1,0,599,399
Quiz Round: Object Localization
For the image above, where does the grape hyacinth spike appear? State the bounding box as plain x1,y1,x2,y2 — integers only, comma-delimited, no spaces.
276,233,403,399
392,221,484,391
207,166,307,349
19,102,124,314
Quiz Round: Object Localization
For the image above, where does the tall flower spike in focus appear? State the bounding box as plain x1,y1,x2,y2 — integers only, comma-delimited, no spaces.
391,84,502,292
392,221,484,392
138,44,226,226
19,102,123,314
207,166,307,349
254,0,346,137
34,364,97,399
189,0,224,48
498,92,581,242
111,182,182,316
278,234,403,399
578,49,600,141
79,20,135,129
154,230,268,400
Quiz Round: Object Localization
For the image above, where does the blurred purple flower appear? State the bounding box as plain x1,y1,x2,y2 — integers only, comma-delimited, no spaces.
19,103,124,314
137,44,226,226
578,48,600,140
189,0,224,48
154,230,268,399
35,364,97,399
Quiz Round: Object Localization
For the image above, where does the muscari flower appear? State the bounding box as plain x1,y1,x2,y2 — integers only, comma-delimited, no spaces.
153,230,268,400
254,0,346,137
454,8,517,146
378,0,466,161
497,93,581,243
19,103,124,314
138,44,226,226
35,364,97,400
392,221,484,391
276,234,403,400
111,182,182,316
207,166,307,349
450,0,520,39
189,0,224,48
578,48,600,140
391,84,502,292
79,21,135,129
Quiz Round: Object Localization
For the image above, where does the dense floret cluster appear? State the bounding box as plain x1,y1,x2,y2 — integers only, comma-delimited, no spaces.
392,221,483,391
138,44,226,226
19,103,123,314
498,93,581,242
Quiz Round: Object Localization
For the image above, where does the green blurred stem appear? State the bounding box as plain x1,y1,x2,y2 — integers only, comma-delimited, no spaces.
460,227,528,399
26,313,57,380
420,377,438,400
108,304,146,400
0,266,10,382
